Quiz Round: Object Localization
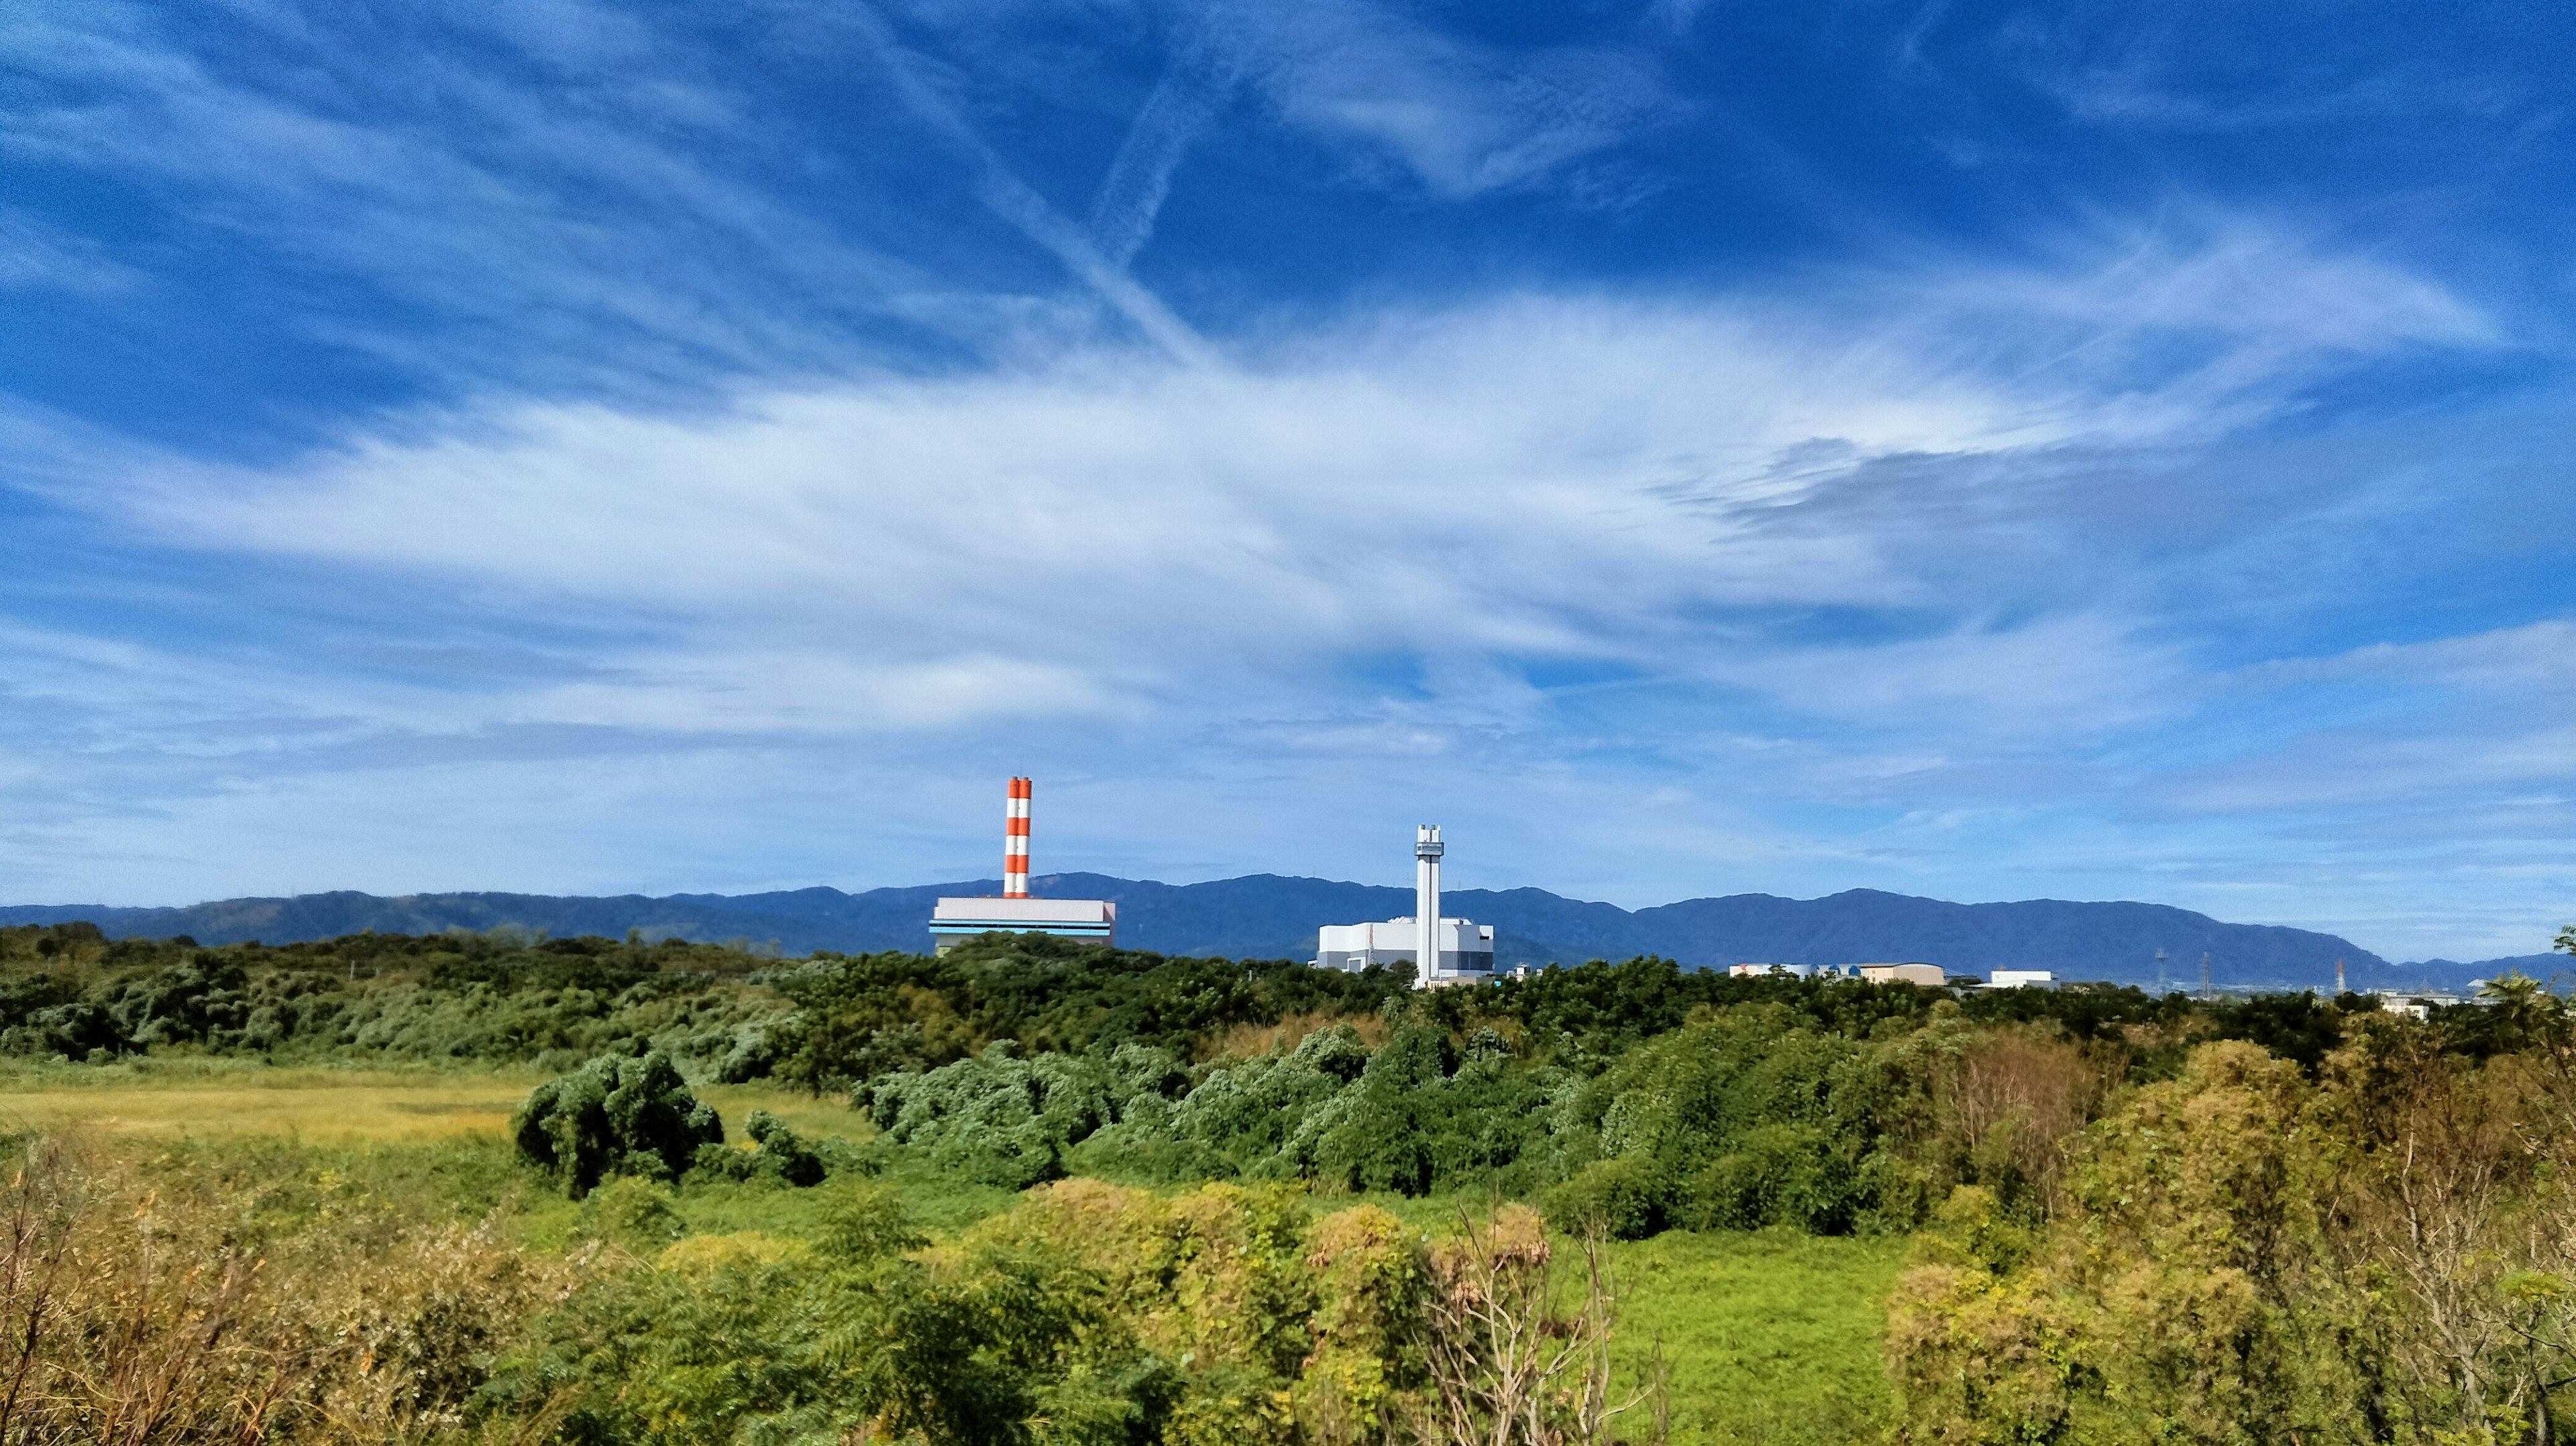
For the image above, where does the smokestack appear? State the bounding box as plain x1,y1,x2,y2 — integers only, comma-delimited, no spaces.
1415,825,1444,985
1004,777,1031,898
2336,957,2346,996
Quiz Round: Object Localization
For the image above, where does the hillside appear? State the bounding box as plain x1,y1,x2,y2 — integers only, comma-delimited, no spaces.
7,874,2540,991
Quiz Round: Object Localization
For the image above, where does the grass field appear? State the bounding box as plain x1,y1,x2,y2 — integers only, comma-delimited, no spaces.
0,1057,871,1144
0,1063,1905,1441
1609,1229,1907,1445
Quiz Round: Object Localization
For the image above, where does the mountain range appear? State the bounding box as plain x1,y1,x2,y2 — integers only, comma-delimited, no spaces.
5,875,2561,994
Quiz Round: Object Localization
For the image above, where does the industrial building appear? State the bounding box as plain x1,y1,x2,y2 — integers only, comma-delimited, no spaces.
1312,825,1495,986
927,777,1117,952
1729,962,1870,981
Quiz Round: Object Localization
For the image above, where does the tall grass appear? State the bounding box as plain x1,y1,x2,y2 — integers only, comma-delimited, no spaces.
0,1131,567,1443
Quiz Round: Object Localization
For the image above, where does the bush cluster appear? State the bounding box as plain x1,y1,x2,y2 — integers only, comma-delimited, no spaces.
861,1021,1572,1197
511,1052,839,1197
480,1175,1591,1446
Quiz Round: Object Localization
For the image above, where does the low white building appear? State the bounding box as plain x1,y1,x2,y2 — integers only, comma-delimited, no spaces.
1986,969,2057,990
1728,963,1813,979
1315,917,1496,977
929,895,1116,953
1313,824,1495,987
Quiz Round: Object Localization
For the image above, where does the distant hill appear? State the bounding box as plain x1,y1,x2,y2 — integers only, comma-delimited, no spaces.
8,875,2551,993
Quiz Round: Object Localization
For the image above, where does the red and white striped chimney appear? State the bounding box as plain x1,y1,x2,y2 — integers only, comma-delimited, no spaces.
1004,777,1032,897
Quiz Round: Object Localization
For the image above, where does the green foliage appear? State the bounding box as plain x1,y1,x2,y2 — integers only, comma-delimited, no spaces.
1955,979,2184,1041
817,1182,930,1263
0,924,792,1070
863,1022,1573,1200
581,1174,688,1248
2202,989,2353,1074
691,1109,830,1188
1542,1007,1897,1237
1887,1024,2576,1445
477,1176,1469,1446
1480,957,1939,1071
770,931,1411,1091
513,1051,725,1197
1603,1229,1909,1446
863,1041,1171,1188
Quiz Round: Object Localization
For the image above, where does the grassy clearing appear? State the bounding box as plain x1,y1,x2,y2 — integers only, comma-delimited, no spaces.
0,1057,869,1146
1607,1228,1909,1446
1344,1190,1905,1442
0,1064,540,1141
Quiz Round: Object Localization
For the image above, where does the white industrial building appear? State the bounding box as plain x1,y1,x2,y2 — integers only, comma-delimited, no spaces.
929,895,1116,952
928,777,1116,952
1985,969,2057,990
1316,917,1497,976
1312,825,1495,987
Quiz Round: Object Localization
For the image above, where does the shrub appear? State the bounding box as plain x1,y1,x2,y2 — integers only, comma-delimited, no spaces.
581,1175,688,1248
1550,1007,1894,1234
513,1051,724,1198
1542,1156,1669,1241
694,1109,830,1188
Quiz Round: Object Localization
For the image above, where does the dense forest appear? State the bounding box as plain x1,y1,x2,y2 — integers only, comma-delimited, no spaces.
5,917,2575,1441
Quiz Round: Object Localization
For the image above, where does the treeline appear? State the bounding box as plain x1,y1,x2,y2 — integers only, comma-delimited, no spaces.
838,942,2419,1236
0,922,788,1072
766,939,1415,1087
3,922,2455,1241
0,922,1412,1076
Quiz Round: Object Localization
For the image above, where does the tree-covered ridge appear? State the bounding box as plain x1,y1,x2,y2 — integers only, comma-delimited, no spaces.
0,921,790,1070
767,934,1414,1089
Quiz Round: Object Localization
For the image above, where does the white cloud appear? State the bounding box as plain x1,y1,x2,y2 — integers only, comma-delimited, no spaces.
521,651,1124,733
2252,618,2576,696
0,1,939,389
1707,614,2199,738
0,209,142,294
97,296,2055,731
1191,0,1686,196
21,217,2485,763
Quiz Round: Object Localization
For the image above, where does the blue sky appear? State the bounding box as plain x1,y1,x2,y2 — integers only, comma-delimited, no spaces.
3,0,2571,960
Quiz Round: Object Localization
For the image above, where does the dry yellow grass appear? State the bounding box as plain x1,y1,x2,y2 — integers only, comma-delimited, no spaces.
1198,1009,1389,1062
0,1063,869,1144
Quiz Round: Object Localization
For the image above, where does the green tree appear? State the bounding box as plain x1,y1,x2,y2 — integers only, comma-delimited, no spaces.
513,1051,724,1198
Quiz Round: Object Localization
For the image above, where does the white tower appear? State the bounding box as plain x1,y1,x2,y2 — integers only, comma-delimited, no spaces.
1415,824,1443,979
1311,825,1493,983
